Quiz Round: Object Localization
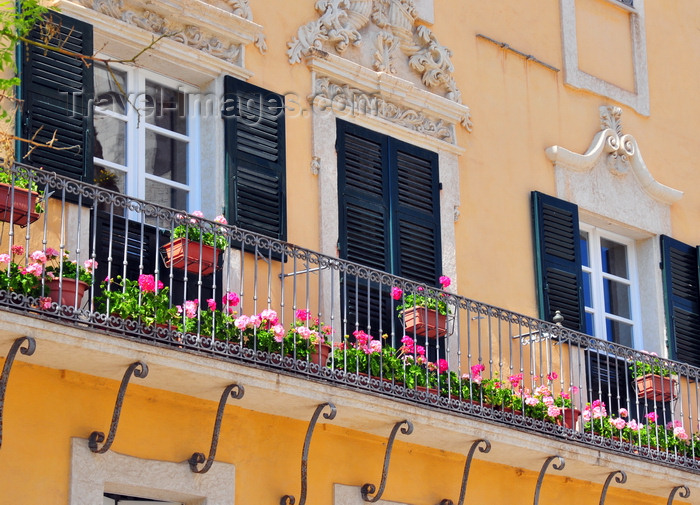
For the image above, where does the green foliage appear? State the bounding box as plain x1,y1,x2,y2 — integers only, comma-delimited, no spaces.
629,351,671,378
0,245,42,297
44,249,97,285
172,211,228,250
97,274,179,327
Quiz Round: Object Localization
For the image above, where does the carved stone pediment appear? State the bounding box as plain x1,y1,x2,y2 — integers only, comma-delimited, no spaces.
288,0,462,106
67,0,266,65
546,106,682,235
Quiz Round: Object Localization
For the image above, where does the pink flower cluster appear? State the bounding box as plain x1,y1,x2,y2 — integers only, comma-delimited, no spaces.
234,310,285,341
582,399,608,421
138,274,163,292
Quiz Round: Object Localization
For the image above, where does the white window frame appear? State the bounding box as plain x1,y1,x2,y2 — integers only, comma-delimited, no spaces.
580,223,642,349
93,60,201,211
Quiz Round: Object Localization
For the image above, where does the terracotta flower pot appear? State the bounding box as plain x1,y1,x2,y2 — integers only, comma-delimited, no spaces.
309,342,332,366
558,408,582,429
400,307,447,338
0,183,40,226
47,278,89,308
162,237,220,276
634,373,676,402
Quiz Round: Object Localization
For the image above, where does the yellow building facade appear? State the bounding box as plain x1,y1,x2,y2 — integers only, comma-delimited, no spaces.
2,1,700,504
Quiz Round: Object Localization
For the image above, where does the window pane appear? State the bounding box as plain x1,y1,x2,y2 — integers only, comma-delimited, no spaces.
585,312,595,337
144,81,187,135
606,318,633,348
580,231,590,267
145,179,187,211
583,271,592,308
145,131,187,184
600,238,628,278
94,64,127,114
94,114,126,165
604,278,631,319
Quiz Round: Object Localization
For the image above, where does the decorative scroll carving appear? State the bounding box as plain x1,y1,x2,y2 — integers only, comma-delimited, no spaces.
73,0,265,62
313,77,455,143
289,0,461,104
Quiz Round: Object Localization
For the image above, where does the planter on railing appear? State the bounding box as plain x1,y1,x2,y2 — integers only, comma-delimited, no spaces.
162,238,220,276
47,278,89,308
0,183,40,226
634,373,677,402
400,307,447,338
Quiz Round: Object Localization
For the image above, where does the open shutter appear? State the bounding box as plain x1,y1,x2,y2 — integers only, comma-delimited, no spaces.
21,11,93,181
393,141,441,285
224,76,286,240
531,191,584,331
660,235,700,367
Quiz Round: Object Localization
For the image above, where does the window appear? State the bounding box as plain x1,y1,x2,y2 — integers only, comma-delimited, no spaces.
93,63,199,211
532,191,642,344
104,493,181,505
580,225,640,348
224,76,286,241
337,120,442,338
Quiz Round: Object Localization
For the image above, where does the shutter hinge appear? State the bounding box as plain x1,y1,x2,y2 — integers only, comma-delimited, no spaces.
438,182,443,191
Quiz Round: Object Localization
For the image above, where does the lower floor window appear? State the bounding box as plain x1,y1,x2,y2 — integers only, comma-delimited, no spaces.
104,493,182,504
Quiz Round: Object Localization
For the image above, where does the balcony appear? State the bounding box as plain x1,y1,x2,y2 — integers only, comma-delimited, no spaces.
1,163,699,482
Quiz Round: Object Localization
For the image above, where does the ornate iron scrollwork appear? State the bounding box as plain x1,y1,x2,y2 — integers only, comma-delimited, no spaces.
439,439,491,505
0,336,36,450
88,361,149,453
668,485,690,505
189,383,245,473
280,402,337,505
599,470,626,505
361,420,414,503
533,455,565,505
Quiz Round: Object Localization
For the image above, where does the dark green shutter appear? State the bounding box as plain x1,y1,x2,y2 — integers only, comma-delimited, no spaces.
531,191,584,331
660,235,700,367
21,11,93,181
394,142,441,285
224,76,286,240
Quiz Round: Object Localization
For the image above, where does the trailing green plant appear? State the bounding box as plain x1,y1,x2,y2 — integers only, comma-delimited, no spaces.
98,274,179,327
393,275,453,316
629,351,671,378
172,210,228,250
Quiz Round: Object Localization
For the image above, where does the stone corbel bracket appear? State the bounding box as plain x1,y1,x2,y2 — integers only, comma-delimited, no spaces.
307,50,470,154
60,0,265,79
545,107,682,207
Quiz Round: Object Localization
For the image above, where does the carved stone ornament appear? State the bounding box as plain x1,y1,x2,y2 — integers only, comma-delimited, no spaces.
546,105,682,207
73,0,266,62
311,77,455,143
289,0,461,105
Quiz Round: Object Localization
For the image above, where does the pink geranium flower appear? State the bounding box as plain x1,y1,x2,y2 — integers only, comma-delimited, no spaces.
391,286,403,300
439,275,451,288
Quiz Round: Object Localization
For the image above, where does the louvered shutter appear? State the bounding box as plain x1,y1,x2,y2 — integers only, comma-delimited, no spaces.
224,76,286,240
660,235,700,367
21,11,93,181
394,142,441,285
531,191,584,331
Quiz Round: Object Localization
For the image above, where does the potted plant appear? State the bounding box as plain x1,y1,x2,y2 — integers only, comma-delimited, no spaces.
163,211,228,276
629,351,677,402
97,274,180,330
0,244,45,302
393,276,452,338
233,309,286,353
0,168,43,226
178,291,241,341
284,309,333,364
44,248,97,308
333,331,403,382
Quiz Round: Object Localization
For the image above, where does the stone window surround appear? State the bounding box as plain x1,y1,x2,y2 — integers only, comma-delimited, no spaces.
546,106,683,355
559,0,649,116
69,438,235,505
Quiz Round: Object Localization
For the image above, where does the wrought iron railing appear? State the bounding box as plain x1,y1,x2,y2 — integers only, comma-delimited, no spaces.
0,163,698,471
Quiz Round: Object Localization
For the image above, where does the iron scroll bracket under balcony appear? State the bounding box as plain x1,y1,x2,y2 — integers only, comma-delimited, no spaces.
189,383,245,474
533,455,565,505
361,420,414,503
667,485,690,505
88,361,149,454
599,470,626,505
0,336,36,451
439,438,491,505
281,402,337,505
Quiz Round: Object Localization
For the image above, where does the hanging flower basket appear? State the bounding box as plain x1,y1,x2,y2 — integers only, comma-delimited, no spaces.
634,373,677,402
47,278,89,308
400,307,448,338
0,183,40,226
162,237,220,276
